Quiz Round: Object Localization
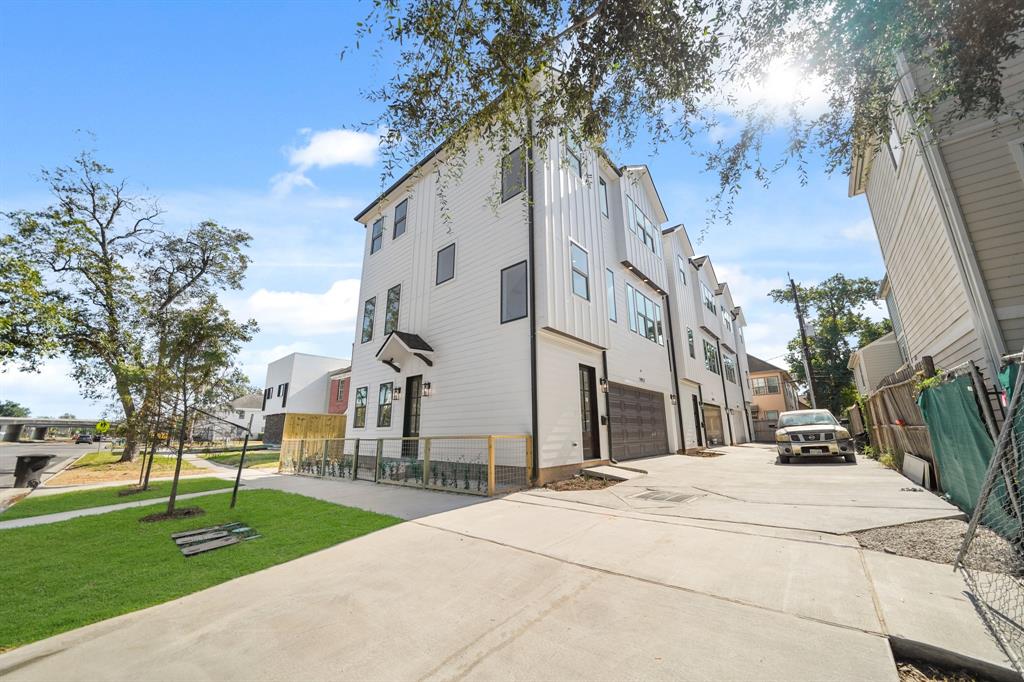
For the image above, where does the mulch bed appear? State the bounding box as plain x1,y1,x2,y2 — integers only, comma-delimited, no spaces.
854,518,1016,574
139,507,205,523
545,476,616,491
682,449,725,458
118,486,149,497
897,657,983,682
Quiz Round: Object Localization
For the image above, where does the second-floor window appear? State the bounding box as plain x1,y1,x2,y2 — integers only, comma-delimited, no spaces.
436,243,456,285
280,382,289,408
570,243,589,300
262,387,272,410
501,147,526,202
377,382,393,428
606,269,616,321
687,328,695,358
500,261,528,323
626,195,660,256
723,308,733,333
723,355,737,383
371,217,384,254
701,283,716,313
393,199,408,239
598,177,609,217
627,284,664,345
677,255,687,285
353,387,367,428
361,297,376,343
565,141,582,177
703,340,720,374
385,284,401,334
751,376,781,395
337,378,346,401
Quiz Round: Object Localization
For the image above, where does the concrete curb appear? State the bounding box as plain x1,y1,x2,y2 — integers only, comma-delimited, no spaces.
888,636,1019,682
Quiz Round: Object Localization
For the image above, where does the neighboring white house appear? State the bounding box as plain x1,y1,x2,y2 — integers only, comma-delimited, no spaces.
347,130,750,483
848,331,904,395
849,52,1024,386
193,392,267,442
261,352,349,444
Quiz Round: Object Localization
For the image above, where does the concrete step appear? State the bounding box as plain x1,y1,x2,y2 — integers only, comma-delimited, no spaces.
581,465,645,482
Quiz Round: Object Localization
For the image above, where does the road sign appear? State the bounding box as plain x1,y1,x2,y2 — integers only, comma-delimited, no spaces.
95,420,110,434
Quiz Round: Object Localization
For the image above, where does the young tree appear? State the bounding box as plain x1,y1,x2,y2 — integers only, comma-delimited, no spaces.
164,301,256,516
769,274,892,415
0,400,31,417
351,1,1023,219
2,151,252,462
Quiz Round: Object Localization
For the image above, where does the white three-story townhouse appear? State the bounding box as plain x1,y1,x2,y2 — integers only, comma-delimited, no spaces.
349,133,748,482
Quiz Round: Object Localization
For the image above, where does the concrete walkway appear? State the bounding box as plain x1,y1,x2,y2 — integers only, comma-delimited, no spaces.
0,445,1013,681
0,488,234,529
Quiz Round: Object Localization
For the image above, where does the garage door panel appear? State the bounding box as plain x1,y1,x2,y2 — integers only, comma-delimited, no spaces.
608,383,669,461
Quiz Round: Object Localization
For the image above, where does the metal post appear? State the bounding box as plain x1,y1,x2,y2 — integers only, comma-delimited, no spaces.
969,361,1022,521
422,438,431,488
487,436,496,496
229,415,253,509
352,439,360,480
525,436,533,488
320,439,329,478
374,440,382,483
789,274,817,409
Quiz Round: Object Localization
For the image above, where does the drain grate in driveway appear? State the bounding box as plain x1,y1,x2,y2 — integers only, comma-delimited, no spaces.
632,490,698,503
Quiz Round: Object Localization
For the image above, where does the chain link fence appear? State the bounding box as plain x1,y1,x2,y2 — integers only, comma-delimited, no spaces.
279,435,532,496
956,360,1024,675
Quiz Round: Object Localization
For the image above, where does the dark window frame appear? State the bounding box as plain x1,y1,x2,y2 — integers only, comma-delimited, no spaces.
606,269,616,322
598,177,609,217
436,243,456,285
371,217,384,254
687,328,695,358
500,260,529,324
377,382,393,428
393,199,408,239
353,386,368,428
336,378,346,401
570,242,590,300
361,297,376,343
384,284,401,334
565,140,583,177
501,147,526,202
280,382,288,408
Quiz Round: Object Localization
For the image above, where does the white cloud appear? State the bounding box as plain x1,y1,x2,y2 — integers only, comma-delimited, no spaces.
272,128,381,195
840,218,877,242
0,358,107,418
238,279,361,336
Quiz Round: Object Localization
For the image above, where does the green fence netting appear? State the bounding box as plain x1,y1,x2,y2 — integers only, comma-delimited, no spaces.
999,363,1022,446
918,375,994,516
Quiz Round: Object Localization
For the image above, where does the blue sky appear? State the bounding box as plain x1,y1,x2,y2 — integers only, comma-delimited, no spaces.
0,1,883,418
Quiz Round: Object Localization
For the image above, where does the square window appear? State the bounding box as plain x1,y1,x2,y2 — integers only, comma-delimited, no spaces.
393,199,408,239
436,243,456,285
501,261,528,323
385,284,401,334
371,217,384,254
598,178,609,217
361,297,376,343
501,147,526,202
570,243,589,300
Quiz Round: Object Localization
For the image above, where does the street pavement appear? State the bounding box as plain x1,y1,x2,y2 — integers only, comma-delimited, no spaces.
0,445,1013,681
0,441,98,492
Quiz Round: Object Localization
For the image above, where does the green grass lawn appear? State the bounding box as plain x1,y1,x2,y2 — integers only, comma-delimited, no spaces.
203,450,280,469
0,477,235,521
0,490,401,652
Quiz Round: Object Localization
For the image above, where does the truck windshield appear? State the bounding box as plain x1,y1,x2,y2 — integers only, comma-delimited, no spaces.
778,412,838,427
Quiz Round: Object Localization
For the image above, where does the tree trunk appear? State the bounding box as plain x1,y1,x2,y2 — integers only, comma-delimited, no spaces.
166,401,188,516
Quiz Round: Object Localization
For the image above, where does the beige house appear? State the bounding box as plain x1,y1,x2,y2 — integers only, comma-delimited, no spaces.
848,331,904,396
849,53,1024,387
747,355,802,438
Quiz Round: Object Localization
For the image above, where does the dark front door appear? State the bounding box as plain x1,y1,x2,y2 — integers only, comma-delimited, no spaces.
692,395,703,447
578,365,600,460
402,375,422,458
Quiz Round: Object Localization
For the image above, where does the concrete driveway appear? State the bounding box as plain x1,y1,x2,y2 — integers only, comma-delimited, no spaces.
0,445,1011,681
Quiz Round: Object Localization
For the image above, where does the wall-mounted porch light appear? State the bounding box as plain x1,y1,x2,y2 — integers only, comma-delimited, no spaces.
670,394,678,405
422,382,432,397
392,386,403,401
599,378,609,394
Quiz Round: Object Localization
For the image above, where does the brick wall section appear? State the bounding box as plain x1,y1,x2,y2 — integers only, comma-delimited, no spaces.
327,377,349,415
263,413,285,445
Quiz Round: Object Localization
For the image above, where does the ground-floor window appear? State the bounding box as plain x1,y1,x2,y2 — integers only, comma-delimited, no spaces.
353,387,368,428
377,382,393,428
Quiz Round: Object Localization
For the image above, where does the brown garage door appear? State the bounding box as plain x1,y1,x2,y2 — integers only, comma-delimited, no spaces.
608,383,669,460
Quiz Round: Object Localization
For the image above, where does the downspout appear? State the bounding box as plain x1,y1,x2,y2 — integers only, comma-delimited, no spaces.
737,365,751,444
716,338,734,445
526,114,540,483
696,384,706,447
601,350,616,464
662,293,686,453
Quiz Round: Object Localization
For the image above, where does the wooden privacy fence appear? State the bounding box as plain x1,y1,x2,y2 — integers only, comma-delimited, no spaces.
864,363,935,475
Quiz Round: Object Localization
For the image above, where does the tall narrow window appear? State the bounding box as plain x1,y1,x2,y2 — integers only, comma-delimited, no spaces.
626,197,638,235
606,269,616,321
377,383,393,427
626,284,637,332
337,378,346,401
436,243,456,284
353,387,367,428
501,261,528,323
654,303,664,345
361,297,376,343
598,178,609,217
501,147,526,202
570,243,589,300
385,284,401,334
565,141,582,177
371,217,384,254
280,383,288,408
687,328,695,358
677,255,687,284
393,199,408,239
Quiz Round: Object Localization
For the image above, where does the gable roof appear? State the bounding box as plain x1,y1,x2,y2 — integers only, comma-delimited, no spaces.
747,354,788,375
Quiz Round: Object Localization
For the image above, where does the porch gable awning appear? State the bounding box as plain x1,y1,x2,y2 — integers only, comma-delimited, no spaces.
375,331,434,372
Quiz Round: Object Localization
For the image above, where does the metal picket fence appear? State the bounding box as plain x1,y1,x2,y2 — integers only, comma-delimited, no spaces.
955,359,1024,675
279,435,532,496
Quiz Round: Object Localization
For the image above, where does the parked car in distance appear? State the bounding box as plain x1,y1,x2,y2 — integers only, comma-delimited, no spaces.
772,409,856,464
75,434,94,444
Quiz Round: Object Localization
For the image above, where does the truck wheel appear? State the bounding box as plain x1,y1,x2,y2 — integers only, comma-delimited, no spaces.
844,453,856,464
778,455,789,464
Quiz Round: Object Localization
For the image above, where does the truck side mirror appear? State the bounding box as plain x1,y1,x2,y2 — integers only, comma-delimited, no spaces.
769,424,776,429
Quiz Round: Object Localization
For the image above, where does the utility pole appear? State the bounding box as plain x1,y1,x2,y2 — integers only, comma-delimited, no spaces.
788,273,817,409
